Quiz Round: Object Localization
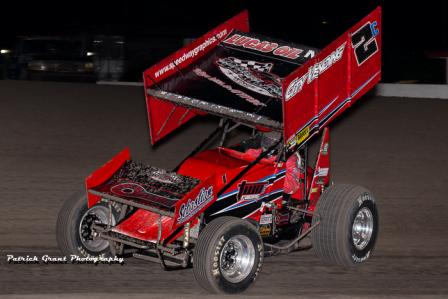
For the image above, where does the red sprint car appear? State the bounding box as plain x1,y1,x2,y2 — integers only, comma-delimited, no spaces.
57,7,382,294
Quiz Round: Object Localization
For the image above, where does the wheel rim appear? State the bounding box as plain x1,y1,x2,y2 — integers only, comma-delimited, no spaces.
79,205,115,253
352,206,374,250
219,235,255,283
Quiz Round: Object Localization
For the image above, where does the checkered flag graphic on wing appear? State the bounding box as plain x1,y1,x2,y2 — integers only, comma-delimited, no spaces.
230,57,273,73
216,56,282,98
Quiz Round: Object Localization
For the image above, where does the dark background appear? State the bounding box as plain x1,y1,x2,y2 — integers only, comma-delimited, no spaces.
0,0,447,82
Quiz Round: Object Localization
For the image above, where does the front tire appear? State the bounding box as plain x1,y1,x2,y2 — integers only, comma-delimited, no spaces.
312,184,379,266
56,189,118,257
193,217,263,294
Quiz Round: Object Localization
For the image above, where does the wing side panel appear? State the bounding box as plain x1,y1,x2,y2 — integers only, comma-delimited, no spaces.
282,7,382,152
143,11,250,144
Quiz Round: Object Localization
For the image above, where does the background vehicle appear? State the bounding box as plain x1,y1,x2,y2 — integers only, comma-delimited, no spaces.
6,36,95,81
56,7,381,294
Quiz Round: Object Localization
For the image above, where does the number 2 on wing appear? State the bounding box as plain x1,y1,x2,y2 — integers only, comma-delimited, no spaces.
351,21,379,65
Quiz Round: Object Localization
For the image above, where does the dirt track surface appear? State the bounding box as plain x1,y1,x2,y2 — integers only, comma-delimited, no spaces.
1,80,447,298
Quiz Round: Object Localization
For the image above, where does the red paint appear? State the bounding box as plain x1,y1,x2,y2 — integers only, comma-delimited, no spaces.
282,7,381,150
177,148,249,181
143,11,249,144
84,8,382,247
308,128,330,211
113,209,174,242
85,148,130,207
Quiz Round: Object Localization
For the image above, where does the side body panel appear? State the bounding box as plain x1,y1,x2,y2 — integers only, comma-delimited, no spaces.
204,162,286,223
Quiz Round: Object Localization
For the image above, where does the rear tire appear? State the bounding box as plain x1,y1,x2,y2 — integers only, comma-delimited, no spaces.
312,184,378,266
56,189,118,257
193,217,263,294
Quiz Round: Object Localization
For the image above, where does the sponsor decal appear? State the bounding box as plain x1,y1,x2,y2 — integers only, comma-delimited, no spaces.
193,68,266,107
223,32,315,61
217,57,282,98
315,167,329,177
153,29,228,79
285,42,346,100
287,126,310,148
356,193,372,207
237,180,269,202
352,250,370,263
213,171,286,216
212,236,226,277
178,186,213,223
259,224,271,237
310,187,320,194
259,214,273,225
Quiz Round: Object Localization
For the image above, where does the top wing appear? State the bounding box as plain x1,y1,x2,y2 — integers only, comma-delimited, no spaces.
143,11,318,143
143,7,381,149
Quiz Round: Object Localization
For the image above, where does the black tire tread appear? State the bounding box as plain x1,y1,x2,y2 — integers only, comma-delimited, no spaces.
193,216,258,293
312,184,375,266
56,189,86,256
